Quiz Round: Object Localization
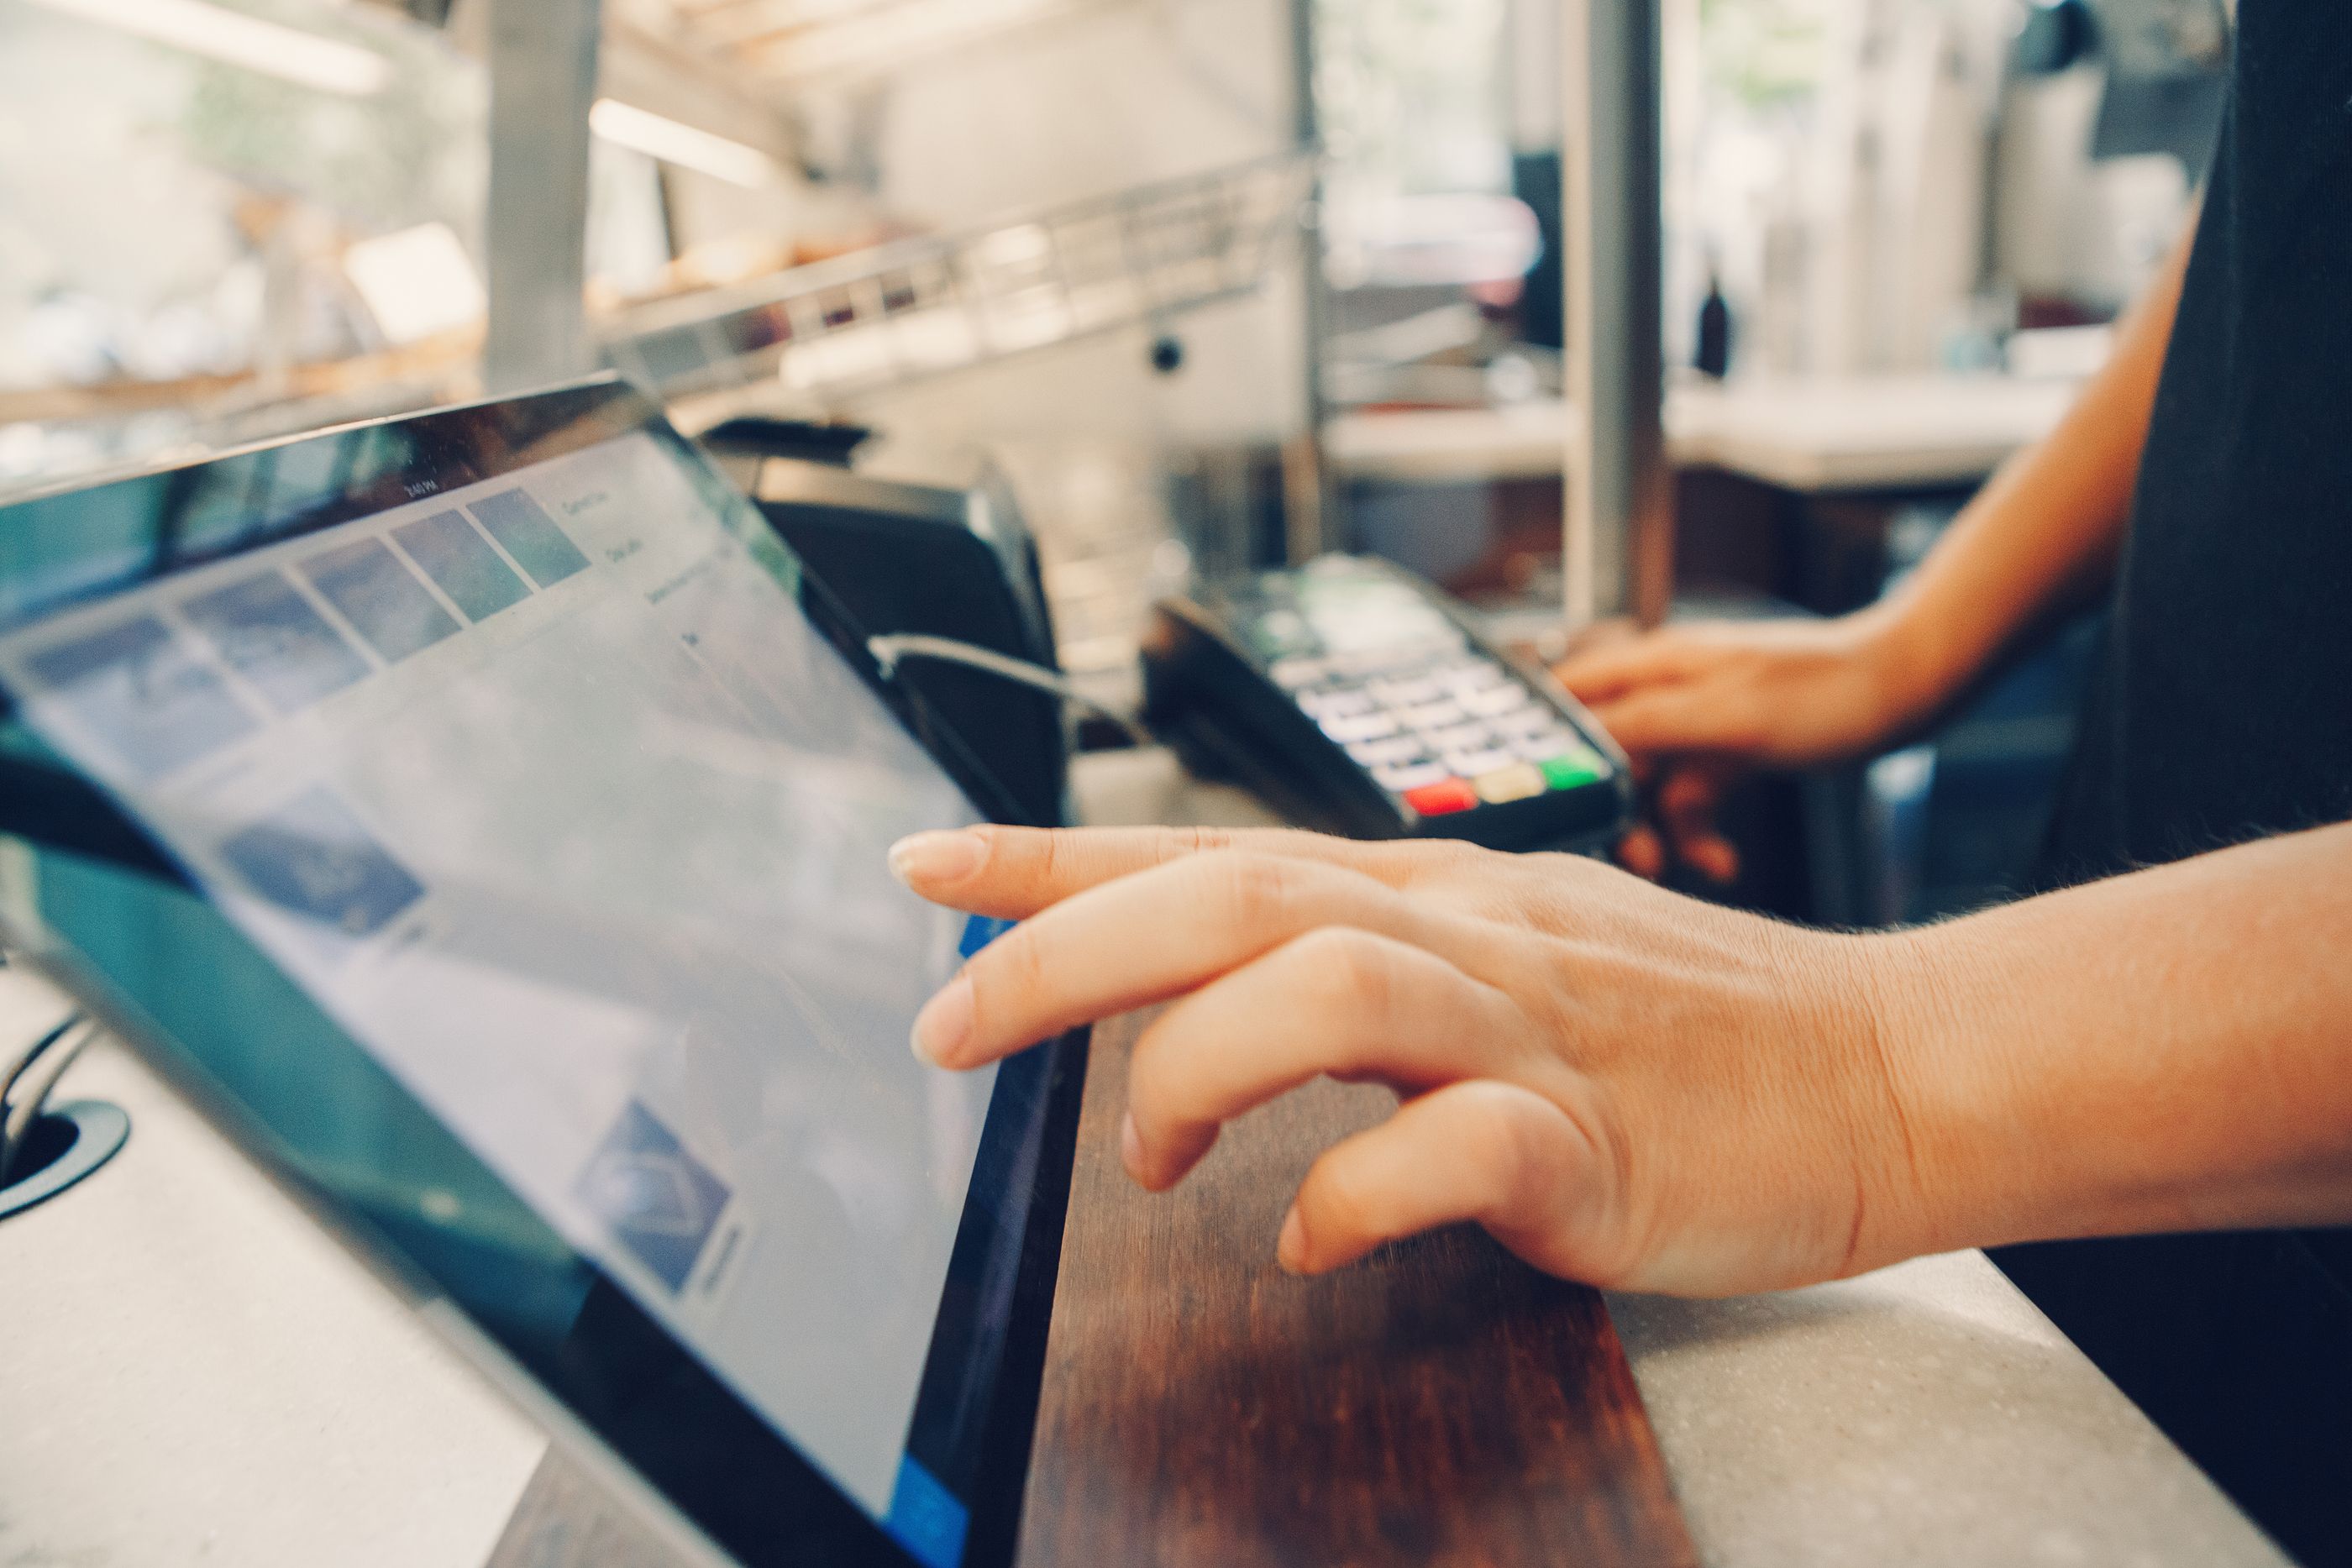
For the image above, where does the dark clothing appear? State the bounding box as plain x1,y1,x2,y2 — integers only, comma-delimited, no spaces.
2005,6,2352,1562
2039,4,2352,884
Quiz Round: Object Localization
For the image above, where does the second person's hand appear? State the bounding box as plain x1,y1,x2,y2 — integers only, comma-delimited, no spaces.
1555,606,1946,882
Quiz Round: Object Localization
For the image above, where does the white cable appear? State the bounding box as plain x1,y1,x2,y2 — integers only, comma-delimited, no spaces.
866,634,1155,750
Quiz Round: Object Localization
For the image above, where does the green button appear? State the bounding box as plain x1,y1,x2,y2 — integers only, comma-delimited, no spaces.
1539,753,1604,790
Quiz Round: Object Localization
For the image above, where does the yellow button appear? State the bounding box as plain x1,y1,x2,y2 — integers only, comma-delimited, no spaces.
1473,763,1546,805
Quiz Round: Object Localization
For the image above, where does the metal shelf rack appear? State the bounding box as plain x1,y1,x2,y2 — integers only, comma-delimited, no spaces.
600,149,1314,413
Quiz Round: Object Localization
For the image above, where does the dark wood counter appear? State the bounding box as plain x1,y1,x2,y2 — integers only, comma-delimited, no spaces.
1015,1012,1693,1568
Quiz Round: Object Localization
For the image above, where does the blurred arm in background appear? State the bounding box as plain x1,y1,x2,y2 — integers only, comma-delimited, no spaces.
1555,218,2197,883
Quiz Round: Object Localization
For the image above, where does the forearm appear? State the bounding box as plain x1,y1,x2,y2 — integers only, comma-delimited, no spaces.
1877,821,2352,1264
1872,221,2196,717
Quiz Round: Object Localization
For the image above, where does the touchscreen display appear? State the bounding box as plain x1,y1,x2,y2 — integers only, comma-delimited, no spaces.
0,424,1021,1565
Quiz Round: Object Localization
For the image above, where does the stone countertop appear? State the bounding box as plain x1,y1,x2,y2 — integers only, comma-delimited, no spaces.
1612,1258,2285,1567
0,967,542,1568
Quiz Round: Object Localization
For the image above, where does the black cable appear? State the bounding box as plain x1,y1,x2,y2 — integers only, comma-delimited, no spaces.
0,1011,87,1184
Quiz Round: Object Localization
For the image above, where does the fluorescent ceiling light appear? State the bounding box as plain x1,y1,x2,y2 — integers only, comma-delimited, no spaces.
590,99,778,190
22,0,391,97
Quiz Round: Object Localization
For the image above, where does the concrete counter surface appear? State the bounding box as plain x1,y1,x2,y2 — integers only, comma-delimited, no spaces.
1611,1259,2284,1567
0,968,541,1568
0,756,2295,1565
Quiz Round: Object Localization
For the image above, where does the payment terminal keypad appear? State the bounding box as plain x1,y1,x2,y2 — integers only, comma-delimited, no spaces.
1140,556,1630,852
1271,630,1609,819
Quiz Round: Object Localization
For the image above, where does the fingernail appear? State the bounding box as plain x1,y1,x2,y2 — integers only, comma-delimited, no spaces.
911,974,974,1066
1120,1110,1145,1183
1276,1205,1308,1273
889,830,985,889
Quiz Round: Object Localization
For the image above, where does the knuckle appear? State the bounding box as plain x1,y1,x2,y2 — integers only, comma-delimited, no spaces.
1457,1085,1551,1220
1304,1154,1386,1238
1208,851,1299,930
1531,849,1600,883
1026,827,1063,887
974,925,1048,1021
1289,926,1396,1022
1429,837,1491,877
1162,826,1234,863
1391,836,1487,895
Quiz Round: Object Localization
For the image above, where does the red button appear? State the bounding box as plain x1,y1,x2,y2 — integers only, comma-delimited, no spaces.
1404,779,1478,816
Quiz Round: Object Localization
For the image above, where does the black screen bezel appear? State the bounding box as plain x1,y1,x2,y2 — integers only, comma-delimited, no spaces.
0,379,1084,1568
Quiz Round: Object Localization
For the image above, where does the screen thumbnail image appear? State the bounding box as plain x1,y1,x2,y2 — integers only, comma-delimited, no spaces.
469,490,590,590
181,570,371,717
17,614,257,780
575,1099,732,1293
219,787,428,939
392,511,531,624
300,538,460,665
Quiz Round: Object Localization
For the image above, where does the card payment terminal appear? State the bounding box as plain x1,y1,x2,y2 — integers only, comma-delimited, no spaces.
1141,556,1632,853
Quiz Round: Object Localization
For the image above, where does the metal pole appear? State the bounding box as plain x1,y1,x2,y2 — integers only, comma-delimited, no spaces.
1284,0,1334,565
1562,0,1670,626
484,0,604,395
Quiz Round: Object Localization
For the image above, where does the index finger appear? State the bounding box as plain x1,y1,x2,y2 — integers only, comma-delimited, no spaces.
1552,632,1698,704
887,823,1430,920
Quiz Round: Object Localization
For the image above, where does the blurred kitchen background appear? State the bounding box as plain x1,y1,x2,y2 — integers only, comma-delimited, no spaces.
0,0,2229,925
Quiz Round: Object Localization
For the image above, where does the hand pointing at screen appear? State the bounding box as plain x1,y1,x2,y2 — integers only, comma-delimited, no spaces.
889,821,2352,1299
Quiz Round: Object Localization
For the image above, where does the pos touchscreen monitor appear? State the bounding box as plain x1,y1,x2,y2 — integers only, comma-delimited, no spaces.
0,380,1084,1568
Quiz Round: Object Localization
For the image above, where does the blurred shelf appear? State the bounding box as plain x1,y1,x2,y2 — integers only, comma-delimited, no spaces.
606,151,1312,417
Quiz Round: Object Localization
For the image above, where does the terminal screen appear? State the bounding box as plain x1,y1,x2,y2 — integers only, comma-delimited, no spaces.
0,428,1011,1566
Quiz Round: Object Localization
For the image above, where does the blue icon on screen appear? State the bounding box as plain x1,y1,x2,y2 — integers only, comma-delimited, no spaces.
958,915,1015,959
885,1455,969,1568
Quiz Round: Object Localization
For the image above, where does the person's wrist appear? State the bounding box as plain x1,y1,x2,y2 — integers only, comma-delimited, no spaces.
1829,924,1998,1274
1845,918,2059,1272
1849,595,1967,742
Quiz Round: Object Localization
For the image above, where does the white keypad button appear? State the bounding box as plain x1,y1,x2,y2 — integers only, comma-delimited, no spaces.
1347,736,1432,768
1396,700,1468,732
1491,705,1557,739
1459,684,1535,718
1268,657,1326,690
1443,746,1520,777
1373,761,1452,793
1437,660,1509,691
1425,721,1496,754
1320,711,1401,744
1297,687,1375,719
1368,677,1445,708
1514,728,1584,762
